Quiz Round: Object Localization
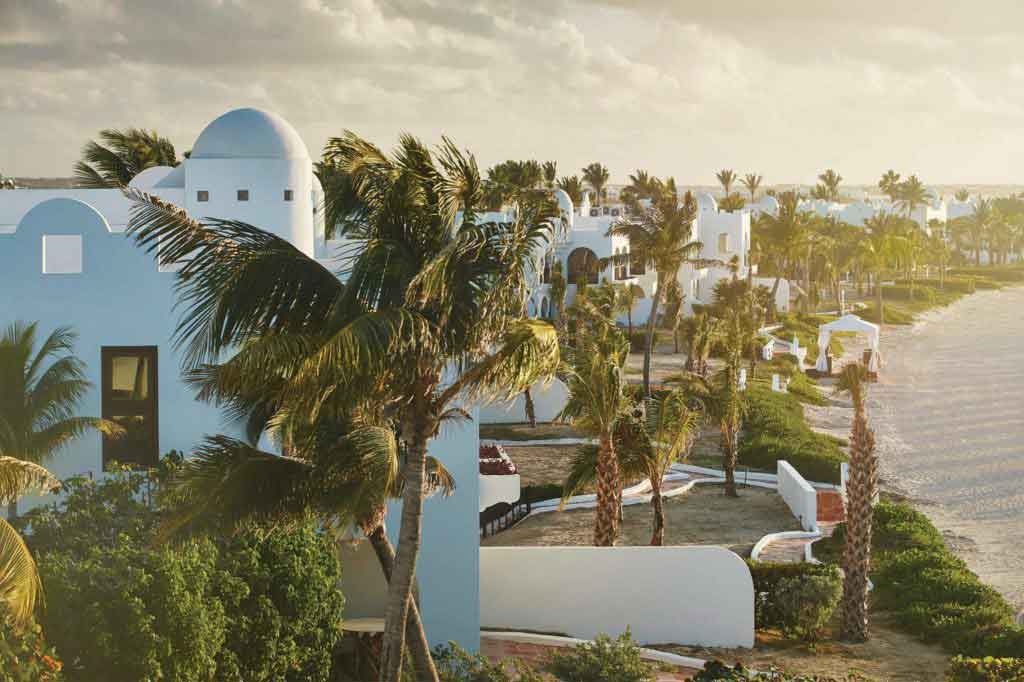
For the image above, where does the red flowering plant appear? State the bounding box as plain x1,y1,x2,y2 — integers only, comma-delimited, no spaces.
0,611,64,682
479,442,518,475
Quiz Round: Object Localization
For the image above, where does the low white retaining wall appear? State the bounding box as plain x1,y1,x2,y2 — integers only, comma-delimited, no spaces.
479,473,521,512
480,546,755,648
777,460,818,532
479,378,569,424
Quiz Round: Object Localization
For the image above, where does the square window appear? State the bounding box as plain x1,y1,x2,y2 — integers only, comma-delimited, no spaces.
42,235,83,274
197,190,209,202
102,347,159,469
237,189,249,201
283,189,294,201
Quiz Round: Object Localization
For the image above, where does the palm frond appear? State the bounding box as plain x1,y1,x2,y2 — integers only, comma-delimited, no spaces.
0,457,60,505
0,516,42,627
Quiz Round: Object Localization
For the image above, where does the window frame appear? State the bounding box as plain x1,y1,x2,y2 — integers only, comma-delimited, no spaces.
197,190,209,202
101,346,159,470
237,189,250,202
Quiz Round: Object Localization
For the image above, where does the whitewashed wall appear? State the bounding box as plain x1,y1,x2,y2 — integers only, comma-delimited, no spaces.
479,378,569,424
480,546,755,647
777,460,818,532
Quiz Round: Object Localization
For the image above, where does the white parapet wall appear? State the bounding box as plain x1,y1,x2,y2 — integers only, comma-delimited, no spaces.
480,546,755,648
777,460,818,532
479,378,569,424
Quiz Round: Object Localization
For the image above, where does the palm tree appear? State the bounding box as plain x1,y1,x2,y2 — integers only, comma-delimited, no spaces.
756,191,815,320
557,322,631,546
0,457,59,625
582,163,610,206
127,132,561,682
716,169,737,196
608,186,701,396
813,169,843,202
614,283,644,339
0,174,17,189
835,364,877,642
74,128,177,188
860,213,908,325
897,175,930,218
878,169,901,201
963,198,992,265
557,176,585,205
954,188,970,202
741,173,763,203
542,161,557,189
643,390,701,544
680,313,718,376
927,220,949,289
0,322,122,517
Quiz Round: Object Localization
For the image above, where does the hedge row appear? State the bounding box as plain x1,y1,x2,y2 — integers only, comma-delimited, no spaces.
745,561,841,634
695,661,869,681
739,385,846,484
821,502,1024,659
947,656,1024,681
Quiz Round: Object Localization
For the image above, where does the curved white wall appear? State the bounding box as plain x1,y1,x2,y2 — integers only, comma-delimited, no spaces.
480,545,755,648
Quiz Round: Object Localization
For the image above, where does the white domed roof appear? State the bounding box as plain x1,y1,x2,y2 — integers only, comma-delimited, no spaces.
552,188,574,216
128,165,175,189
191,108,309,160
695,192,717,213
757,195,779,214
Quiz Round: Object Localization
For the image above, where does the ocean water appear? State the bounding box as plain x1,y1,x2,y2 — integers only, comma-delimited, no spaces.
870,286,1024,612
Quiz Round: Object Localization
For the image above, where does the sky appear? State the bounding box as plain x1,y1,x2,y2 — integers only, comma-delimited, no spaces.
3,0,1024,185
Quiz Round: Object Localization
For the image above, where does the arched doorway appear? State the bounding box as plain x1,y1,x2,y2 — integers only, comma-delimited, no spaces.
567,247,600,285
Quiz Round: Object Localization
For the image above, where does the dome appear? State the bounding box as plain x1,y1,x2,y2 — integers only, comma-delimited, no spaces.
756,195,779,215
128,165,175,189
552,188,574,216
190,108,309,160
153,164,185,188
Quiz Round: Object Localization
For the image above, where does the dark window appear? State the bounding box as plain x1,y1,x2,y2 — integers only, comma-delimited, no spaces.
197,190,209,202
102,347,159,469
630,251,646,276
284,189,294,201
567,247,600,285
541,253,553,284
237,189,249,201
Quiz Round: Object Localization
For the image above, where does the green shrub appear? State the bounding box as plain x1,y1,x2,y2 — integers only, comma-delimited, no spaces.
746,561,841,632
739,386,846,483
520,483,563,504
21,465,345,681
432,643,544,682
695,661,869,681
775,571,842,642
543,630,656,682
859,302,916,325
947,656,1024,681
0,613,64,682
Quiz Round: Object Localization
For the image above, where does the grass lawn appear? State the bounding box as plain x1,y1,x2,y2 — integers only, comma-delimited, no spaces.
655,612,951,682
480,422,585,441
482,484,800,556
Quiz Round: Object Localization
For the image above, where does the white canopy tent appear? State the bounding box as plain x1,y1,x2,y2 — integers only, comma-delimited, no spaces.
814,314,881,374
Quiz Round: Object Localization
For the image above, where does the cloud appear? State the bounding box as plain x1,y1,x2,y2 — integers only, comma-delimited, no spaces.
1,0,1022,184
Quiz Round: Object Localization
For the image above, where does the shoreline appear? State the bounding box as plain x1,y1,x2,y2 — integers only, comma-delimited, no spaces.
804,286,1024,614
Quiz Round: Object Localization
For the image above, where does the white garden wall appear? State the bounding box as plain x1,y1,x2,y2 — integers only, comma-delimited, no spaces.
479,378,569,424
480,546,755,648
777,460,818,532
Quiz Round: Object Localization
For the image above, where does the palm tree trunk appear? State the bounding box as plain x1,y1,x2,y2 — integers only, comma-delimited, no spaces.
627,308,633,339
523,389,536,428
642,279,666,398
768,276,782,322
875,271,884,325
803,248,812,313
379,392,434,682
840,395,878,642
722,421,739,497
593,432,620,546
649,472,665,546
367,525,439,682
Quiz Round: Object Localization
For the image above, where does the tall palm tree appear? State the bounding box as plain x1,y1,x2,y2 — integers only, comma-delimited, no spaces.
954,188,970,202
0,457,59,625
835,364,877,642
614,283,644,338
127,132,561,682
582,163,610,206
897,175,930,218
557,175,585,205
608,186,701,396
964,197,992,265
542,161,557,189
716,169,737,196
0,322,121,517
741,173,763,203
74,128,177,188
756,191,815,320
557,322,631,546
860,213,908,325
878,169,901,201
926,220,949,289
643,389,701,544
814,169,843,202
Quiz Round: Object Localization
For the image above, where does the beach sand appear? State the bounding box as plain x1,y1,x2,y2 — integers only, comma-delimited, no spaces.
804,288,1024,615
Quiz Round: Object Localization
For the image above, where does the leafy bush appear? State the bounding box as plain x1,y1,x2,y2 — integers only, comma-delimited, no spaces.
817,501,1024,658
520,483,563,504
543,630,656,682
947,656,1024,681
775,571,842,642
858,303,915,325
432,643,544,682
0,614,64,682
740,386,846,483
695,661,869,681
20,465,345,681
746,561,841,633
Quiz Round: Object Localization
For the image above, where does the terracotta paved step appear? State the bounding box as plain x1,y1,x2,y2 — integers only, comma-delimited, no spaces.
816,489,845,524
